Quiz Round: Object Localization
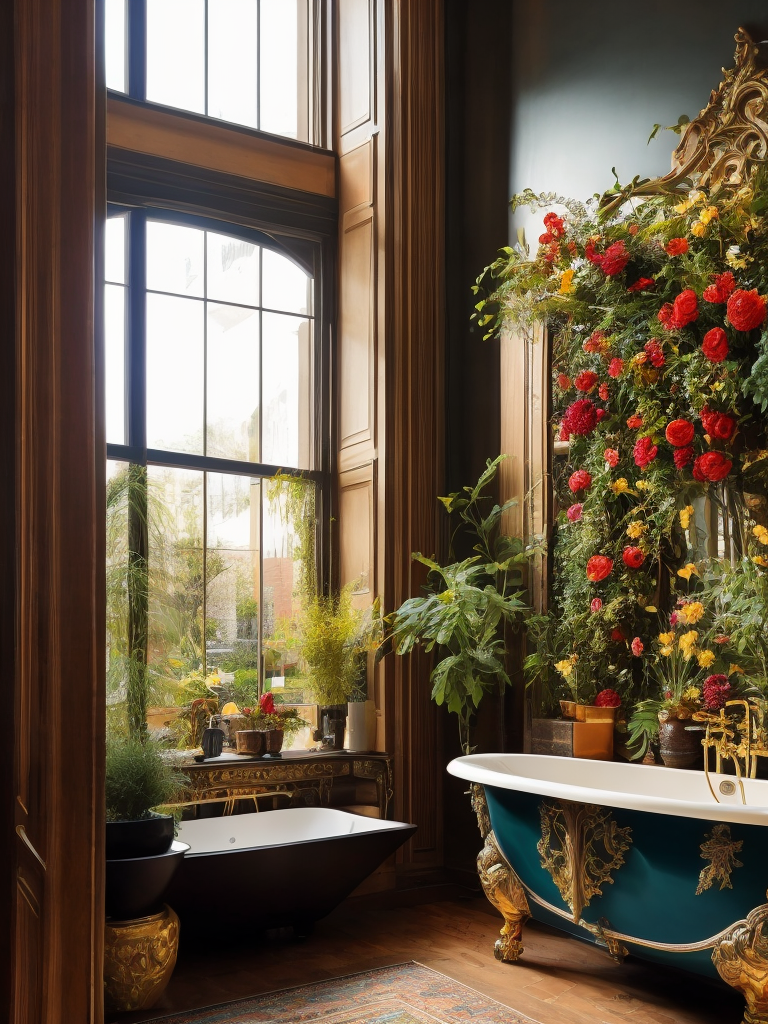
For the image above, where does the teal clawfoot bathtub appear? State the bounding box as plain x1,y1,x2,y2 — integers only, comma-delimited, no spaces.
448,753,768,1024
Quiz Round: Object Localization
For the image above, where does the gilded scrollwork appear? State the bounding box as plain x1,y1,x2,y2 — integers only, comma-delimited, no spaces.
477,828,531,963
697,823,744,895
712,898,768,1024
538,800,632,923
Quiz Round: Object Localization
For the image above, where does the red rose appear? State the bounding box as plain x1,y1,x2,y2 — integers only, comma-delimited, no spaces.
562,398,598,436
566,503,583,522
583,330,607,353
604,448,619,467
557,372,571,390
568,470,592,493
608,357,624,378
665,419,695,447
703,272,736,304
595,688,622,707
598,382,610,401
701,327,729,362
693,451,732,482
600,240,630,276
626,414,643,429
574,370,599,392
585,239,603,265
590,598,603,613
539,232,554,245
701,406,736,441
671,289,699,329
596,408,607,422
658,303,675,329
644,338,665,367
727,288,767,332
631,636,644,656
259,692,276,715
634,435,658,468
543,212,565,237
587,555,613,582
628,277,655,292
623,546,645,569
703,674,730,711
674,445,694,469
665,237,689,256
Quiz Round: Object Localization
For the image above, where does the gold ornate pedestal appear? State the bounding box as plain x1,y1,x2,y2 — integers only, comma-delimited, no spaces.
713,900,768,1024
104,904,180,1014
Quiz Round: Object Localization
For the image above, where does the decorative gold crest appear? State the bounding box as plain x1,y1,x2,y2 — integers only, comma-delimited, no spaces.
538,799,632,923
697,823,744,895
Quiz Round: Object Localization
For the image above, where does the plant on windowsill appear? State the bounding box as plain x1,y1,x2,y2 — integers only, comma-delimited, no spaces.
388,455,539,755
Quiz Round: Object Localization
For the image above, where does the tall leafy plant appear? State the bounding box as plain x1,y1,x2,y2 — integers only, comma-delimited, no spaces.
390,456,536,753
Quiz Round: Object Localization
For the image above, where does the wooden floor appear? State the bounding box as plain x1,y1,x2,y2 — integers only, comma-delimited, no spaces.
117,895,743,1024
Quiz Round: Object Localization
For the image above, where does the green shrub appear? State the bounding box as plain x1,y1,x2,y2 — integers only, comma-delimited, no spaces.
105,736,188,822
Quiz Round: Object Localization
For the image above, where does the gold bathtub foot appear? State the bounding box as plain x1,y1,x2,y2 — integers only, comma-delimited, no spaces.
472,784,530,963
712,900,768,1024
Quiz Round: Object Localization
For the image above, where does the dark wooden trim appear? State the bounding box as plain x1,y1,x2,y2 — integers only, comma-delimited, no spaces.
107,146,338,240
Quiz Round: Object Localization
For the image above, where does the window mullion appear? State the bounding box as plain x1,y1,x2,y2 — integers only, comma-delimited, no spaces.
128,211,147,454
128,0,147,101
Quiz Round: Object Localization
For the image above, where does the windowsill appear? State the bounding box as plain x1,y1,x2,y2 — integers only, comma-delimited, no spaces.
107,93,336,198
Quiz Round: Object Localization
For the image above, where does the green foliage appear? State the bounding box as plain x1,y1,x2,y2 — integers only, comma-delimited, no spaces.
743,332,768,413
105,735,188,822
390,456,537,753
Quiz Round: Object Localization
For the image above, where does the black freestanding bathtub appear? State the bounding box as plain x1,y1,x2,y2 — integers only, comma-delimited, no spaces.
165,807,416,935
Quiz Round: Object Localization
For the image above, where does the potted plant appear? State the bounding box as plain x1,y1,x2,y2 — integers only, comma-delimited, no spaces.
389,456,536,754
233,692,310,755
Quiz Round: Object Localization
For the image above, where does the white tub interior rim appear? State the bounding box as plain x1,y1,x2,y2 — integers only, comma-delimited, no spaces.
448,753,768,826
176,807,412,855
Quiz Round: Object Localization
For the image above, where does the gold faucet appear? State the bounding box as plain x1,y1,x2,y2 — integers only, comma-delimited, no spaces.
691,699,768,803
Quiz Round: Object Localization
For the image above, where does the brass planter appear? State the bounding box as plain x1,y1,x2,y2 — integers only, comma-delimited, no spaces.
103,904,179,1013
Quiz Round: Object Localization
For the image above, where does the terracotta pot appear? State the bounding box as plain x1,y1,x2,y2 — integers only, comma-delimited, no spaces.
235,729,265,756
264,728,284,754
658,715,702,769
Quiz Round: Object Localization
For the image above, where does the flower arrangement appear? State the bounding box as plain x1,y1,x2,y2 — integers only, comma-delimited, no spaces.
239,692,309,736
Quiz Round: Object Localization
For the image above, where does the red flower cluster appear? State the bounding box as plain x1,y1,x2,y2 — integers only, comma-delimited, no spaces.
604,448,619,467
701,406,736,441
674,445,694,469
727,288,767,332
627,277,655,292
626,414,643,429
574,370,599,392
259,692,276,715
703,674,730,710
585,239,603,265
586,555,613,582
644,338,665,368
634,435,658,468
623,546,645,569
598,382,610,401
562,398,598,436
631,636,644,656
665,419,695,447
600,240,630,276
543,211,565,237
583,330,608,353
665,237,689,256
594,688,622,708
703,272,736,304
566,503,583,522
568,470,592,493
658,290,699,330
701,327,729,362
608,357,624,378
556,372,571,390
692,451,732,482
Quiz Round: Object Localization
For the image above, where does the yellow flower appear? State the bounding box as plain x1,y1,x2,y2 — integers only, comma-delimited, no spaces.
683,686,701,702
691,221,707,238
636,480,650,492
729,664,745,676
674,189,704,214
555,655,577,678
678,601,704,625
752,555,768,568
559,269,575,294
644,605,657,613
438,590,456,603
660,645,674,657
677,563,699,581
697,649,716,668
626,520,646,539
611,478,630,493
679,505,695,530
753,524,768,546
699,205,719,225
679,630,699,651
658,632,675,645
726,246,750,270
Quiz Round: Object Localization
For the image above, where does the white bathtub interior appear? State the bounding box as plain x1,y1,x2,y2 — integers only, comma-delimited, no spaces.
177,806,407,855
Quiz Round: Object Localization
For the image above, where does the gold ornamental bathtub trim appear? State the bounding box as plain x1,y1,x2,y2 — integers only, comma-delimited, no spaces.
697,823,744,895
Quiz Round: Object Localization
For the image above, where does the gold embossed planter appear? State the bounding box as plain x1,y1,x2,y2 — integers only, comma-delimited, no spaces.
104,904,179,1014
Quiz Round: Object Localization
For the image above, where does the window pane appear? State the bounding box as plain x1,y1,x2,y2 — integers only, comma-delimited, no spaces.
262,312,312,469
106,460,130,722
261,248,312,315
259,0,299,139
146,293,204,453
206,474,261,677
207,0,258,129
206,303,260,462
105,215,126,285
146,0,205,114
147,221,205,298
105,284,126,445
206,232,259,307
105,0,127,92
147,467,205,690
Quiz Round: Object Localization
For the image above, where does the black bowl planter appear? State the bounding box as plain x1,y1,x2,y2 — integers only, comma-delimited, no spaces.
106,811,175,860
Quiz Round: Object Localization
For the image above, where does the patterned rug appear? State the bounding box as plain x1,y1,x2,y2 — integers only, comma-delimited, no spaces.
142,962,535,1023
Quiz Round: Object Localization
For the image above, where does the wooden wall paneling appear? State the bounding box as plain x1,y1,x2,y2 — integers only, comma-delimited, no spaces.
5,0,104,1020
339,465,375,605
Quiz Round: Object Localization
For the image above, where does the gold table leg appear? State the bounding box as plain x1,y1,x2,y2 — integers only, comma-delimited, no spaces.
104,904,180,1014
